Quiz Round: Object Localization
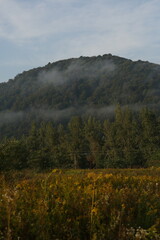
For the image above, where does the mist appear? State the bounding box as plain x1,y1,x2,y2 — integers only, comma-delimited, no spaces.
0,104,151,127
38,58,116,86
0,111,24,126
36,106,116,120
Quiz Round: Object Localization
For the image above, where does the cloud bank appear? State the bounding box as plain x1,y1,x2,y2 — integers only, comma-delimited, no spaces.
0,104,158,126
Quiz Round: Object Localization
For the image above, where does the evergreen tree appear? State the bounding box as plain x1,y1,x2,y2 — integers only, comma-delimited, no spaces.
139,108,160,166
67,116,86,168
84,117,103,168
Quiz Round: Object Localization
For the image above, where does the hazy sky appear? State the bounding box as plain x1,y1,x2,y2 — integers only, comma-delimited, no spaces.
0,0,160,82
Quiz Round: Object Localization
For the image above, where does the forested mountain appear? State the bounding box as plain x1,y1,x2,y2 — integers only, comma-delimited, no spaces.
0,53,160,138
0,54,160,169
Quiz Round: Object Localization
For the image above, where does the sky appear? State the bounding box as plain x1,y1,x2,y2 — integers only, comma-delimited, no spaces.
0,0,160,82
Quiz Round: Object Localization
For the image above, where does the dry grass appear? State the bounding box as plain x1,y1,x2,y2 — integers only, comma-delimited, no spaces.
0,168,160,240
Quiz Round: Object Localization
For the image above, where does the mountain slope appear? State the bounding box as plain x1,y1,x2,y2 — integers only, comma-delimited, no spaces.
0,54,160,137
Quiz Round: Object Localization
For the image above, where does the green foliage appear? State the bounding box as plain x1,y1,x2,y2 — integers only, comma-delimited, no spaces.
139,108,160,165
84,117,103,168
0,54,160,138
0,107,159,171
0,138,28,170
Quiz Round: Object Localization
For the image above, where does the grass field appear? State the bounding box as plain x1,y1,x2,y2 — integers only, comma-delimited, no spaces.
0,168,160,240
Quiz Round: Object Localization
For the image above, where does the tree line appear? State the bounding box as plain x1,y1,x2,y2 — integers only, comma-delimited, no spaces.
0,106,160,171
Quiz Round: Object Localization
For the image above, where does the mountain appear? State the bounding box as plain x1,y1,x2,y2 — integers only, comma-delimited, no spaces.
0,53,160,138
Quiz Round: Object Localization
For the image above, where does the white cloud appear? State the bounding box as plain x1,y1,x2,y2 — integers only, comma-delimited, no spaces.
0,0,52,40
0,0,87,41
0,0,159,45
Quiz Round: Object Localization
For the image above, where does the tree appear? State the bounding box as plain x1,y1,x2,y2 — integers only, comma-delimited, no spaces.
0,138,28,170
139,108,160,166
84,117,103,168
67,116,86,168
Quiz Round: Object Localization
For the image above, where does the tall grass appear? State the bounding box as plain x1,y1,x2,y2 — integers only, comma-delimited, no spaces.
0,168,160,240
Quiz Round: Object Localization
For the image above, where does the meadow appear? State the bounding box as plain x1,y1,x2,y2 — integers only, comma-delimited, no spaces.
0,168,160,240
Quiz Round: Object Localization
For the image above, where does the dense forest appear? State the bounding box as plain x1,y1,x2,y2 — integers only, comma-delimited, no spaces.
0,106,160,171
0,54,160,138
0,54,160,170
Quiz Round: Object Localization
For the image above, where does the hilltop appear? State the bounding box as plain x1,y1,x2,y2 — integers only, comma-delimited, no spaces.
0,53,160,137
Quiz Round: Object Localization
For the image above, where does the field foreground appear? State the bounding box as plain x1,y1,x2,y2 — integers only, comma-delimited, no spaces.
0,168,160,240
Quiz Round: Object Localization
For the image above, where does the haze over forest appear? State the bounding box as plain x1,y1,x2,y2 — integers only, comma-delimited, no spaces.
0,53,160,170
0,53,159,138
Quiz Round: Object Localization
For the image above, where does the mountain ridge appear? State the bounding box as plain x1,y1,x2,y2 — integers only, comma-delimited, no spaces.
3,54,159,86
0,53,160,138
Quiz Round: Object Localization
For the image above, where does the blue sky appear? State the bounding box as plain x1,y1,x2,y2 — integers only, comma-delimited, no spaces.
0,0,160,82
